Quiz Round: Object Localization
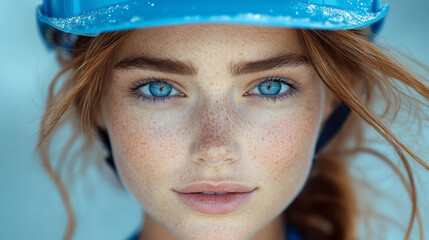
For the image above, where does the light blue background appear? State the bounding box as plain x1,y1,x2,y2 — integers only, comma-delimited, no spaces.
0,0,428,239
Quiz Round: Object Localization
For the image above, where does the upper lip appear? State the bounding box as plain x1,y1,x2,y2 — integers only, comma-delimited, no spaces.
175,182,256,193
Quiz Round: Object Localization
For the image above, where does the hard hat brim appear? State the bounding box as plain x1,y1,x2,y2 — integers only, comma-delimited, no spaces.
36,1,389,37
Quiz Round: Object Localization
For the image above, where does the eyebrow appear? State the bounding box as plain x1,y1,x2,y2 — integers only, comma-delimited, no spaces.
114,53,310,76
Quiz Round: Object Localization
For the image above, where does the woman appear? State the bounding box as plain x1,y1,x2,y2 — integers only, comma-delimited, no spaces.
36,0,428,239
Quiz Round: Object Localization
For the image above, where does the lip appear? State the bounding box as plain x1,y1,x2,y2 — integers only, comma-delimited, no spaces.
174,182,257,214
176,183,256,193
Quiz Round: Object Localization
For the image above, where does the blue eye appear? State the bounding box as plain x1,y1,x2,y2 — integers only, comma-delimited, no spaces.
130,76,299,104
246,77,299,103
138,81,180,98
257,81,284,95
130,79,183,104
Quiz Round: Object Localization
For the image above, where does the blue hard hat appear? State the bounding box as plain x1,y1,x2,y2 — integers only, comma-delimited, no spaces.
37,0,389,48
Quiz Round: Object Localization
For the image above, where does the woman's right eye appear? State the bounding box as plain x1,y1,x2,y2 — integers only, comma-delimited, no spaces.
129,78,184,104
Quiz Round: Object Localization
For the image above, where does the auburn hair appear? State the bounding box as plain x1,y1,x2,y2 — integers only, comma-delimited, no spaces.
37,28,429,240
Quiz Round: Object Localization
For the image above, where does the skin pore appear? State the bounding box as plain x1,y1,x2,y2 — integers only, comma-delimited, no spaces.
98,25,336,240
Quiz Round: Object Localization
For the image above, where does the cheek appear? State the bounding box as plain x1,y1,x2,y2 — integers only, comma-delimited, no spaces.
104,98,185,205
245,100,321,202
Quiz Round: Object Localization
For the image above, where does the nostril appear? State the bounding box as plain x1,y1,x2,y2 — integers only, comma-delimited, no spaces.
192,144,239,167
205,158,234,167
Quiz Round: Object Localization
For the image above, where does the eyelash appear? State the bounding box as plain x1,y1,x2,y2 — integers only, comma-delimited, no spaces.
128,76,301,104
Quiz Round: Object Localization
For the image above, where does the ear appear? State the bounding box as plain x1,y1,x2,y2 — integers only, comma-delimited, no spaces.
321,88,340,125
95,106,107,130
94,101,107,129
94,79,111,130
95,69,114,131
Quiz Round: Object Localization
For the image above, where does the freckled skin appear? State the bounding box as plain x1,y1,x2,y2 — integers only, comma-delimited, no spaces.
100,25,335,240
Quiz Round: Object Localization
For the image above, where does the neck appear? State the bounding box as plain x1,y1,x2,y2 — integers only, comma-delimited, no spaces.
251,214,286,240
138,212,286,240
139,213,175,240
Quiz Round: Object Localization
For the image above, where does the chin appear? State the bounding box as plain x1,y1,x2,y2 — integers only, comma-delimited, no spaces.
173,225,253,240
163,210,268,240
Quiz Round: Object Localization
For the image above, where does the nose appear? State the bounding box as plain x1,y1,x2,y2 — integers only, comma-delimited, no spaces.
189,99,241,167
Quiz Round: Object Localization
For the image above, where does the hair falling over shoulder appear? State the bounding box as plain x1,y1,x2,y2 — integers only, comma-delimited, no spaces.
37,29,429,240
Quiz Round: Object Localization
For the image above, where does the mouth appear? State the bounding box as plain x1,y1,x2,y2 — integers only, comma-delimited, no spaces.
174,182,257,214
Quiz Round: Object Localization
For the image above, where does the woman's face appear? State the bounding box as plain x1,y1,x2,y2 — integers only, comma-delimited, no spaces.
100,25,334,240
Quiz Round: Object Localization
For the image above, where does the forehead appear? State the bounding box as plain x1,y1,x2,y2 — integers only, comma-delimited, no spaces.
115,24,303,60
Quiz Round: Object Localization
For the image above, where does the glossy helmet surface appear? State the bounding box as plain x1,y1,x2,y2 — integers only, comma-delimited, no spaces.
37,0,389,47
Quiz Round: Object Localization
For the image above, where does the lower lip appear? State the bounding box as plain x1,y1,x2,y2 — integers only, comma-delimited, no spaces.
175,190,255,214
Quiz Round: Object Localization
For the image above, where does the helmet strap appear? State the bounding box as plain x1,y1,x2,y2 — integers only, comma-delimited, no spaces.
312,101,351,162
97,128,117,175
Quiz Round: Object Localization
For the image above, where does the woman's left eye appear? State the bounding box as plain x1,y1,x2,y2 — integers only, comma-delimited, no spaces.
246,76,299,103
129,76,299,104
